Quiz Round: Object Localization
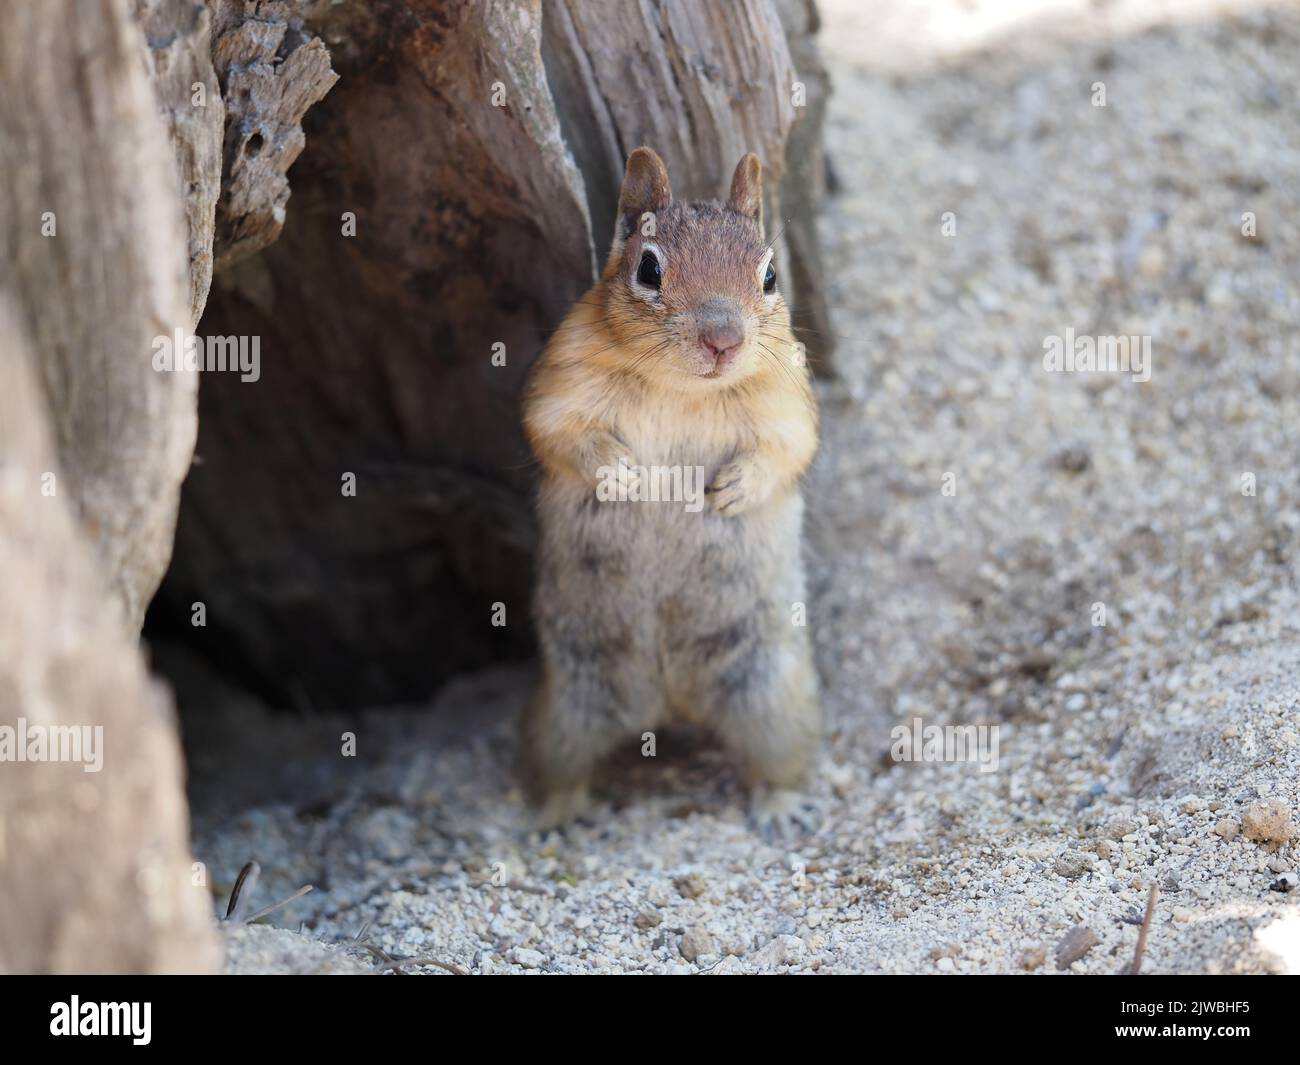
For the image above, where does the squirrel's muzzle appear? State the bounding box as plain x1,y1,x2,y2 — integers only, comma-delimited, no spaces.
695,297,745,373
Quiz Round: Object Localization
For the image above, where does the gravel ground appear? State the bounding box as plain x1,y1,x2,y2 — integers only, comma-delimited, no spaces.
193,0,1300,974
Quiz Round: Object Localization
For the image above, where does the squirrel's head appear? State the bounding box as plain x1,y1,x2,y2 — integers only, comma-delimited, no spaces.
599,147,787,389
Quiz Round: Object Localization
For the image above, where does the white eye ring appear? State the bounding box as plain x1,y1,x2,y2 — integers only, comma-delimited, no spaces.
632,242,666,294
758,248,776,293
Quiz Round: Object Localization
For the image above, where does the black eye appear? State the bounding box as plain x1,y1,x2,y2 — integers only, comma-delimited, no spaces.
763,261,777,294
637,250,662,289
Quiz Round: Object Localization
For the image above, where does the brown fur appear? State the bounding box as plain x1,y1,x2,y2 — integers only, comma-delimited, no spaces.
521,147,820,830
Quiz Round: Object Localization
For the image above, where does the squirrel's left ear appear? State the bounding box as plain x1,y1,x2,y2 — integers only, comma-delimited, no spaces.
727,152,763,232
617,147,672,242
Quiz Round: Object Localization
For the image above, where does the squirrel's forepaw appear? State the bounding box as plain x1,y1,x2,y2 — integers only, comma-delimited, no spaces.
612,458,641,497
707,460,761,516
749,788,822,842
590,439,641,497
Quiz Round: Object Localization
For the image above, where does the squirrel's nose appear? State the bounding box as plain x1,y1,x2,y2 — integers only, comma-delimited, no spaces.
699,322,743,360
696,298,745,370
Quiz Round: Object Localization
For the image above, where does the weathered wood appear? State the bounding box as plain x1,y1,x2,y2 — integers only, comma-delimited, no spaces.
134,0,225,325
208,0,339,270
0,0,199,633
541,0,797,252
162,0,592,706
135,1,339,319
774,0,835,375
0,298,218,974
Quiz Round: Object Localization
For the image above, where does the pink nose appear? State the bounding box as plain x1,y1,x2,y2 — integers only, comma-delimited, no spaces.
700,323,742,361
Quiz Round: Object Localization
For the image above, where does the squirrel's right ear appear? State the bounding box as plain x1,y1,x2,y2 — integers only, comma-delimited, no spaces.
616,147,672,243
727,152,763,232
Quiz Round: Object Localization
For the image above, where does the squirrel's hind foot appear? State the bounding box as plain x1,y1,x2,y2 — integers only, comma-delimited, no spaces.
534,784,593,833
749,787,823,842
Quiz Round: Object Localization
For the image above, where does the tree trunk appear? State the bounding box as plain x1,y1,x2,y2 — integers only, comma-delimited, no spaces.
0,0,221,974
0,296,218,973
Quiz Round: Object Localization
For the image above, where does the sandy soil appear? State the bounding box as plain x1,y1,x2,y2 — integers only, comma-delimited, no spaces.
194,0,1300,974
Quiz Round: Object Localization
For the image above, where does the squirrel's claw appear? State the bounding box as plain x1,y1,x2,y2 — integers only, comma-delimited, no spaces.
749,788,822,841
707,459,757,516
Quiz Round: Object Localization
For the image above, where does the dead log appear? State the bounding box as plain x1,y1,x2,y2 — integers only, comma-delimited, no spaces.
162,0,593,706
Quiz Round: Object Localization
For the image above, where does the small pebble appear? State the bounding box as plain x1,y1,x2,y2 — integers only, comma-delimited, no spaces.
511,948,546,970
1242,800,1295,846
674,874,708,899
679,927,717,963
752,934,807,969
1054,850,1096,879
1055,925,1100,970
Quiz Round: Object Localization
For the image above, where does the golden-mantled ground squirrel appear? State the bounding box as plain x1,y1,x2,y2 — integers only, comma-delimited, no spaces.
521,147,820,835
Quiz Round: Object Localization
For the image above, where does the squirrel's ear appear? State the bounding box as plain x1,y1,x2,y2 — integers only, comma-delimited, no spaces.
616,147,672,242
727,152,763,231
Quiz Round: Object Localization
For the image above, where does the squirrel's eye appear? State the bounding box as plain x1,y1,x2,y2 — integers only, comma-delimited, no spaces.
763,261,777,294
637,250,662,289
